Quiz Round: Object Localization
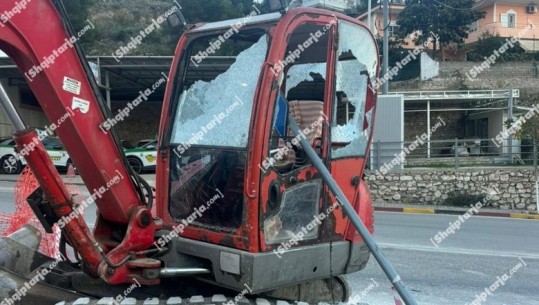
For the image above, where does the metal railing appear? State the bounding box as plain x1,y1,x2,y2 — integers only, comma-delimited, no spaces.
369,138,538,170
386,89,520,100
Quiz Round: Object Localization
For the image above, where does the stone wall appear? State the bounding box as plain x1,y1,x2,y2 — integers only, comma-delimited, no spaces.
365,168,537,211
438,61,537,79
404,111,464,142
391,60,539,92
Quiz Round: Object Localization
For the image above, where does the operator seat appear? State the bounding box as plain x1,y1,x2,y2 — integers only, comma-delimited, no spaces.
274,100,324,169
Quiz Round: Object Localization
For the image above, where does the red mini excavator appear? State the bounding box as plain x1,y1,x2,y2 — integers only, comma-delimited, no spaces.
0,0,418,304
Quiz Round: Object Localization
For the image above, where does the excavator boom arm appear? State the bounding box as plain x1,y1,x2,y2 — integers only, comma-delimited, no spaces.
0,0,159,283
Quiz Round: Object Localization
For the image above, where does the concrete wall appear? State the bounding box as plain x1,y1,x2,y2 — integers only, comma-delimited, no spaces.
420,52,439,80
0,79,163,147
110,99,162,146
366,168,538,211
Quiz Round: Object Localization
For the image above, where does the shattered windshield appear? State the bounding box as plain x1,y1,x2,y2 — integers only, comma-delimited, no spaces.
285,62,326,97
170,34,268,148
331,21,377,159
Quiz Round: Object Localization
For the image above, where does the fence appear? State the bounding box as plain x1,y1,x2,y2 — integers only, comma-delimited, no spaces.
369,138,539,170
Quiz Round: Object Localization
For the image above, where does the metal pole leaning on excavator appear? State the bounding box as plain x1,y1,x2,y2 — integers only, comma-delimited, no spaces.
287,116,419,305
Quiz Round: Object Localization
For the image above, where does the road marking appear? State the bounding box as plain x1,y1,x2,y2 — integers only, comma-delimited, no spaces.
461,269,488,276
510,213,539,220
0,186,15,192
402,208,435,214
379,242,539,260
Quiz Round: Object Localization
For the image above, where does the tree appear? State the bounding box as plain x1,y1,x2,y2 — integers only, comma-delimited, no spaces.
520,95,539,143
516,95,539,166
180,0,257,23
63,0,96,28
396,0,485,55
63,0,98,44
66,0,257,56
466,31,529,62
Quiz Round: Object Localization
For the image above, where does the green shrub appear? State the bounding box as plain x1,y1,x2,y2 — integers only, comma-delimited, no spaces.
466,31,539,62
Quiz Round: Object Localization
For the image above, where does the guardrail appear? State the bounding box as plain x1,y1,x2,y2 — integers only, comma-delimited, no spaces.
369,138,538,170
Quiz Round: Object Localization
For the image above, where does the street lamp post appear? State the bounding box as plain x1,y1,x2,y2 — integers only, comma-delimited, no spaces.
382,0,389,94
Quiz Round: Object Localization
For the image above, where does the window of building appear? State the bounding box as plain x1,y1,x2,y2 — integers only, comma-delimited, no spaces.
508,13,516,28
501,10,517,28
468,21,478,33
388,25,399,38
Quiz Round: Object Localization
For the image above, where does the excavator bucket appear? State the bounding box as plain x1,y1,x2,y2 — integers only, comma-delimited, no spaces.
0,226,83,305
0,168,64,259
0,169,85,304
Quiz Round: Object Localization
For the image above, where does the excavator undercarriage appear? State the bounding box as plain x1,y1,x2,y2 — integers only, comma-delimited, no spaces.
0,225,352,304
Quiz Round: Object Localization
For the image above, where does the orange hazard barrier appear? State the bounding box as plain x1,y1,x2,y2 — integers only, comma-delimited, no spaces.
66,164,76,178
0,168,81,259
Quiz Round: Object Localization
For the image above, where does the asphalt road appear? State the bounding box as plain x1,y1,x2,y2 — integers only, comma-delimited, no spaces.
0,180,538,304
0,180,97,225
0,181,14,213
347,212,539,305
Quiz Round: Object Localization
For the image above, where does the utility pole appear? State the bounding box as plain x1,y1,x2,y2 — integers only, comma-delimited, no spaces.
533,138,539,213
382,0,389,94
367,0,372,33
508,88,513,163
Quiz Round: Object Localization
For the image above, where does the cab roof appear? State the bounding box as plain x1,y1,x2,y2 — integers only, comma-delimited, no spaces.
190,12,282,33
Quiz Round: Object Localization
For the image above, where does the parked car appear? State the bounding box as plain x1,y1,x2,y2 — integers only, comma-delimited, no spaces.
0,136,74,174
124,140,157,174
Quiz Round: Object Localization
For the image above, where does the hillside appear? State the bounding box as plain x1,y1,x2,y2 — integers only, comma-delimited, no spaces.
66,0,257,56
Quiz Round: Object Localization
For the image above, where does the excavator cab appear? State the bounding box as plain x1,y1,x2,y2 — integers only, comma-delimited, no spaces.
0,0,382,303
154,6,379,297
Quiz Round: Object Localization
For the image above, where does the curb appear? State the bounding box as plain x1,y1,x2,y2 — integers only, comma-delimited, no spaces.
374,206,539,220
402,207,434,214
509,213,539,220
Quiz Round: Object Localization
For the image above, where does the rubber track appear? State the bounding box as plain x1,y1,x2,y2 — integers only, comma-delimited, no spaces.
57,295,368,305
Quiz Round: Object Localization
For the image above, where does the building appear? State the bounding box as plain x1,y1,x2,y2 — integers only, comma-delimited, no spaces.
301,0,359,12
356,0,438,50
0,50,49,136
372,89,529,169
466,0,539,52
357,1,408,44
0,52,169,144
356,2,534,168
358,0,539,52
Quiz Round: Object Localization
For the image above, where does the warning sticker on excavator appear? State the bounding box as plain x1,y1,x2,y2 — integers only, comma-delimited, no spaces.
72,97,90,114
63,76,81,95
